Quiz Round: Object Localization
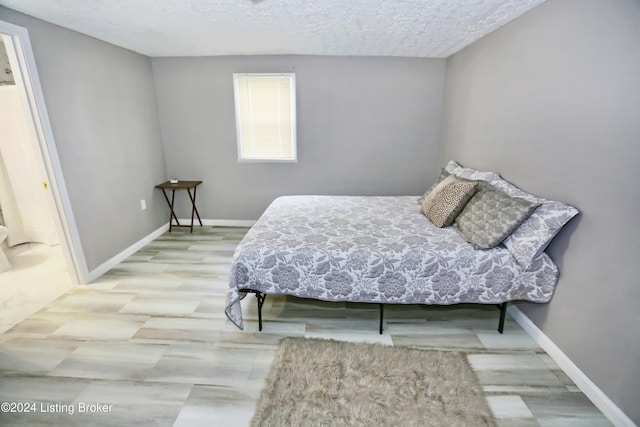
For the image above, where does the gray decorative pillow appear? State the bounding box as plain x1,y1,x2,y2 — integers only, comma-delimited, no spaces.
418,169,449,205
422,180,478,228
455,186,541,249
486,176,579,269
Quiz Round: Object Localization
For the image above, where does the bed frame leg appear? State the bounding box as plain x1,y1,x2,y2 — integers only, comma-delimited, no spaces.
379,304,384,334
497,302,508,334
256,292,266,331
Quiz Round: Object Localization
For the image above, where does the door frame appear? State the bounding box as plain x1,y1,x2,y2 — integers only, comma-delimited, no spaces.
1,19,88,284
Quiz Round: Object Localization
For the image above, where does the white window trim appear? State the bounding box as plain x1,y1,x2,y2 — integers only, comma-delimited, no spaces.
233,73,297,163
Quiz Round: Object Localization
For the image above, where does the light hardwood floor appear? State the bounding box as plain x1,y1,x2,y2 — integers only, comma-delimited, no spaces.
0,243,73,333
0,227,613,426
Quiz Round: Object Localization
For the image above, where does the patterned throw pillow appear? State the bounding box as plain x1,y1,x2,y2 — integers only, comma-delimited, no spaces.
486,176,579,269
421,180,478,228
418,169,449,205
420,174,459,207
455,186,541,249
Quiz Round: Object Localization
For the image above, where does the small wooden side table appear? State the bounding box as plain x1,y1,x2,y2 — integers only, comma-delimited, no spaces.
155,180,203,232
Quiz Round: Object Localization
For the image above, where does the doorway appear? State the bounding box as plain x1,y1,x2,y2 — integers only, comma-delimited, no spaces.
0,20,87,330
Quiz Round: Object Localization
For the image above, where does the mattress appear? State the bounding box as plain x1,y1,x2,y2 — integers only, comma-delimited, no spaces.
225,195,558,330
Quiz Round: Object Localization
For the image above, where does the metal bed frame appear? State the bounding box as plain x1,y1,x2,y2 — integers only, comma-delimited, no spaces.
241,289,509,334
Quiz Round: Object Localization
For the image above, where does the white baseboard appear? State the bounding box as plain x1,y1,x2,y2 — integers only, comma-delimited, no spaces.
508,306,636,427
86,223,169,283
177,218,256,227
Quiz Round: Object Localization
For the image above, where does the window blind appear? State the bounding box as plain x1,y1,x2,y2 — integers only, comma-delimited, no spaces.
233,73,296,161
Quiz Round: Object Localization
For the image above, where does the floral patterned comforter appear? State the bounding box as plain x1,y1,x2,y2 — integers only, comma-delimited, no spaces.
225,196,558,330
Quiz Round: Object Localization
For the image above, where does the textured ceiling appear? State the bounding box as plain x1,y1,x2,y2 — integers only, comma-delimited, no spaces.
0,0,546,58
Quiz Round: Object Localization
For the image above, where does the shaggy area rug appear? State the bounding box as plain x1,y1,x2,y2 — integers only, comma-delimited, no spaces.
251,338,496,427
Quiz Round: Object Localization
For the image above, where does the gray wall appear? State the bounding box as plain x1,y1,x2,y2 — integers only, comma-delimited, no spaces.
439,0,640,423
152,55,445,220
0,7,168,271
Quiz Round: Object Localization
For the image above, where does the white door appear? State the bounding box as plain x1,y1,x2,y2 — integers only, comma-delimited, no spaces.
0,84,59,246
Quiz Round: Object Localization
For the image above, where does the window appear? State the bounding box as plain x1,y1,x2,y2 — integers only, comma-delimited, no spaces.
233,73,297,162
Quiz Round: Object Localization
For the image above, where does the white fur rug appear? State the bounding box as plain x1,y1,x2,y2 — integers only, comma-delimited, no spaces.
251,338,496,427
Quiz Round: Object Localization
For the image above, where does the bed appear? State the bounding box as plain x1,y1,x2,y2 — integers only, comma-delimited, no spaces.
225,194,562,334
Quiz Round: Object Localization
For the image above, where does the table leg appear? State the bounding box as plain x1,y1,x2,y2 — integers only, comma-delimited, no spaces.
161,188,180,231
187,187,203,233
169,189,181,231
189,189,195,233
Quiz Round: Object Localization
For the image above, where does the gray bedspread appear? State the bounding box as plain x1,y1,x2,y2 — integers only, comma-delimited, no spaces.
225,196,558,330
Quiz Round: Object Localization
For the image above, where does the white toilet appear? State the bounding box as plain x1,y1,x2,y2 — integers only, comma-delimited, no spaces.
0,225,11,272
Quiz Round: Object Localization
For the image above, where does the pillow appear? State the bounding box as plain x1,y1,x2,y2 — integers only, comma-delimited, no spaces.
445,160,500,182
421,180,478,228
455,185,541,249
444,161,579,268
420,174,459,208
418,169,449,205
486,176,579,269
